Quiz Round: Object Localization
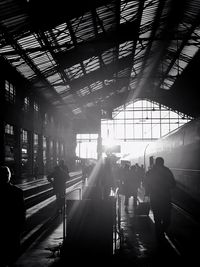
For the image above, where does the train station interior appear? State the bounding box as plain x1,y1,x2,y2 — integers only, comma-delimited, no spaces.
0,0,200,266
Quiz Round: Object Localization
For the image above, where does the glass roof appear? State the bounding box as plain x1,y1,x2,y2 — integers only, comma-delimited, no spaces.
0,0,200,119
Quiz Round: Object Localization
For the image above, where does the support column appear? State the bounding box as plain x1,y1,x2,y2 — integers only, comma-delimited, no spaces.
97,135,102,160
0,80,5,164
37,134,43,175
97,114,102,160
14,126,21,180
28,131,34,177
0,120,5,165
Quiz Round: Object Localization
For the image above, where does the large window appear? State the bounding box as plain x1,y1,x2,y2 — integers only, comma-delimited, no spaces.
76,100,192,159
21,129,29,177
23,97,30,112
33,133,39,161
34,102,39,118
5,80,16,103
101,99,192,141
5,123,15,171
76,134,98,159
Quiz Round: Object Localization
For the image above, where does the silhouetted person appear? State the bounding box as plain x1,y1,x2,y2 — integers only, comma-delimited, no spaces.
144,157,176,240
47,164,69,213
0,166,26,267
130,164,141,208
81,159,88,183
59,160,69,174
98,156,115,200
123,163,131,207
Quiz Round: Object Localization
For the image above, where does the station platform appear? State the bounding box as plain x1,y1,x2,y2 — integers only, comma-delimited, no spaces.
13,184,182,267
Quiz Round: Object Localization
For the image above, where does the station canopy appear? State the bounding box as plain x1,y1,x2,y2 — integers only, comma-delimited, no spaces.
0,0,200,121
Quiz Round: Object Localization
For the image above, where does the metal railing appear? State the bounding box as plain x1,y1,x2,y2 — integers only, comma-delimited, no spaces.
61,185,123,254
62,187,82,241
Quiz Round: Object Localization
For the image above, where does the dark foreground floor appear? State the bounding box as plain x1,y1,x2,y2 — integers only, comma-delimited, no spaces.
14,193,185,267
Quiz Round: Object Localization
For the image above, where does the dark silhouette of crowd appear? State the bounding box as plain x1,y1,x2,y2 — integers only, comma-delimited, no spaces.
117,162,144,209
99,155,116,199
0,166,26,267
111,156,175,242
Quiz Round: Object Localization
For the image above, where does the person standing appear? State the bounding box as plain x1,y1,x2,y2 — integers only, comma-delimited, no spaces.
122,163,131,208
0,166,26,267
98,156,115,200
58,160,69,174
144,157,176,240
130,165,141,208
47,163,69,213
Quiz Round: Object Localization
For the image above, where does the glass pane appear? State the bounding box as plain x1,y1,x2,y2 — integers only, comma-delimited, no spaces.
134,124,142,138
133,111,142,119
115,124,124,139
143,124,151,139
125,124,134,138
161,123,169,137
125,110,133,119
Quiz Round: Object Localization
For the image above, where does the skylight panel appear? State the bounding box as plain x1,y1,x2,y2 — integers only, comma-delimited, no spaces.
119,41,133,59
70,12,95,43
102,48,114,65
161,79,174,90
65,63,84,80
96,4,116,32
132,59,143,75
77,86,90,97
134,39,148,61
18,34,41,50
117,68,129,78
54,85,68,94
120,0,139,24
45,23,73,52
181,43,199,59
29,51,56,72
46,73,61,84
167,44,199,78
16,61,36,79
129,79,137,90
90,81,103,92
140,0,159,38
0,44,15,55
4,53,36,79
83,56,100,74
2,13,28,30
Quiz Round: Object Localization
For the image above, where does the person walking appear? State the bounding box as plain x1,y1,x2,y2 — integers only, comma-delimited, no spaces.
144,157,176,241
0,166,26,267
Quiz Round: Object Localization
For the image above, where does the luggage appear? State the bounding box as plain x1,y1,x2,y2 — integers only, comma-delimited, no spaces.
135,197,150,216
